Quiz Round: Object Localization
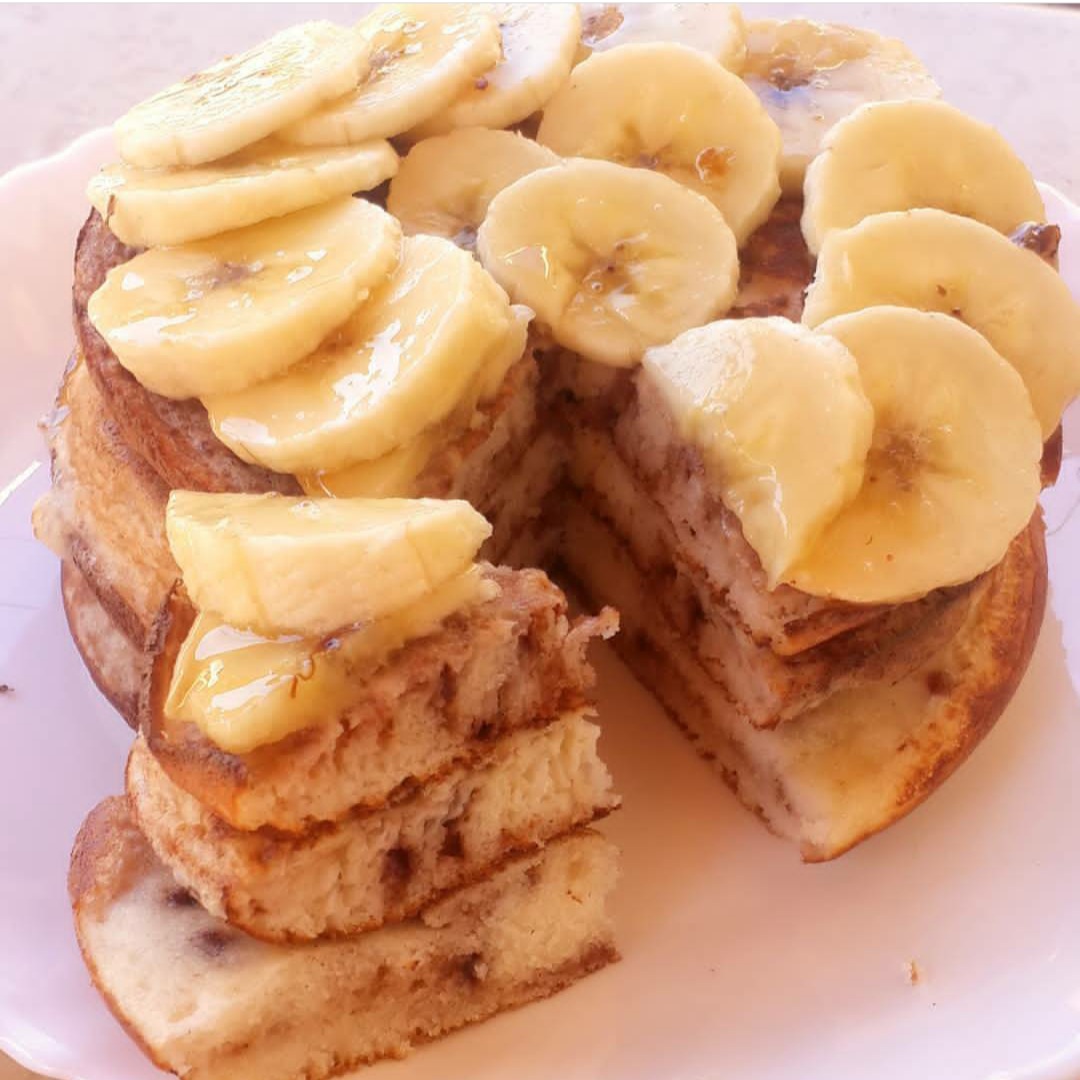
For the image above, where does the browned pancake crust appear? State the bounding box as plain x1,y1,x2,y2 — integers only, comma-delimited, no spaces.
45,357,174,643
849,513,1049,857
732,197,815,320
61,562,143,728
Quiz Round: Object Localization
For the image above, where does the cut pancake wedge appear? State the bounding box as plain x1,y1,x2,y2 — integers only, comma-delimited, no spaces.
71,798,618,1080
142,566,612,832
127,712,617,941
561,499,1046,860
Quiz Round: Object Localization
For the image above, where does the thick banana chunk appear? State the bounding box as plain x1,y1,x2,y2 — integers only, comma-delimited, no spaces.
114,22,367,168
743,19,940,194
88,139,399,248
87,199,401,401
644,319,873,586
205,237,524,474
537,43,780,244
478,159,739,368
166,491,492,637
802,99,1045,254
788,307,1041,604
167,567,494,753
580,4,747,72
280,5,501,145
411,4,582,138
803,209,1080,439
388,129,558,247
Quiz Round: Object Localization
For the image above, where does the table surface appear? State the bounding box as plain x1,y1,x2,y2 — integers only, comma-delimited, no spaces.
1,4,1077,1079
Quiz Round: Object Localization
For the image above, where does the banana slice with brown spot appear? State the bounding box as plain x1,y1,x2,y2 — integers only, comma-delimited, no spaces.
580,4,747,71
280,5,501,145
205,235,521,474
388,128,558,248
788,306,1042,604
477,158,739,367
802,208,1080,439
411,4,582,138
742,18,940,194
87,198,402,400
537,43,781,244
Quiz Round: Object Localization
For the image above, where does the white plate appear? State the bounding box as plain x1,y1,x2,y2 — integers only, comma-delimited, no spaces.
3,128,1080,1080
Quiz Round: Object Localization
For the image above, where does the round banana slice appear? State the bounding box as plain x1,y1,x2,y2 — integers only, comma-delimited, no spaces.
114,22,367,169
88,139,399,248
802,208,1080,439
205,235,520,474
87,198,402,401
579,4,747,72
788,307,1042,604
300,305,530,498
477,158,739,368
165,490,492,637
280,5,501,146
643,318,873,586
536,43,781,244
802,99,1046,254
742,18,940,194
410,4,581,138
387,128,558,247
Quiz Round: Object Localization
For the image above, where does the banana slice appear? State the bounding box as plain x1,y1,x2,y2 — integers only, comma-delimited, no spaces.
579,4,747,72
167,567,495,754
409,4,582,139
87,198,401,401
205,236,521,474
114,22,367,168
280,5,501,146
88,139,399,248
166,491,492,637
802,99,1045,255
478,158,738,367
643,318,873,586
787,307,1041,603
536,43,781,244
299,427,442,499
387,128,558,247
742,18,940,194
802,209,1080,439
300,303,530,497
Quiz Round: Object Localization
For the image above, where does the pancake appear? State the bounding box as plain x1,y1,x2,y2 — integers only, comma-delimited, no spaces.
560,503,1046,860
71,797,618,1080
127,713,617,941
142,567,616,833
60,561,143,727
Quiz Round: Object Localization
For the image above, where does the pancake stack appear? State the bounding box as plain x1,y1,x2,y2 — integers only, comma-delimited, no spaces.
557,354,1047,859
72,492,620,1077
29,8,1080,1075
